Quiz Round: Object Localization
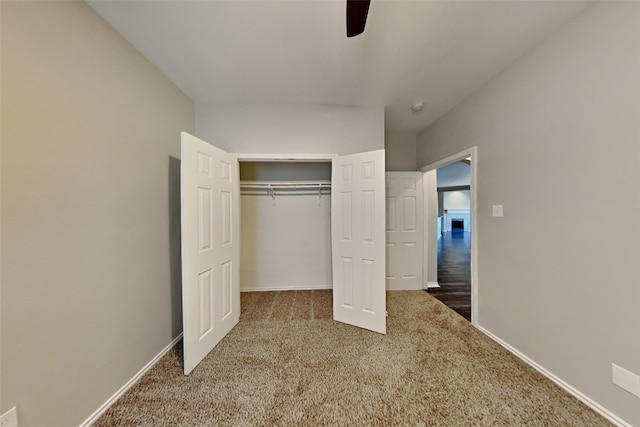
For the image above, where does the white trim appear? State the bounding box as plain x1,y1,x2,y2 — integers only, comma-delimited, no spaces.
420,170,437,292
419,146,479,326
79,334,183,427
419,148,475,172
427,282,441,289
476,325,631,427
240,285,332,292
233,153,337,162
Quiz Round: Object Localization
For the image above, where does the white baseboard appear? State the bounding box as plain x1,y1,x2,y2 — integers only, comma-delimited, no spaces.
240,285,332,292
475,325,631,427
79,334,183,427
426,282,440,289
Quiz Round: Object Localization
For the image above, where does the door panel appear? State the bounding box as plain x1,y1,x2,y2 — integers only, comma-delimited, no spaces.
385,172,424,290
331,150,386,334
181,132,240,375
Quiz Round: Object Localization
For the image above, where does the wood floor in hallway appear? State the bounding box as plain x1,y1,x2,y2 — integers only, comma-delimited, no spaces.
427,230,471,321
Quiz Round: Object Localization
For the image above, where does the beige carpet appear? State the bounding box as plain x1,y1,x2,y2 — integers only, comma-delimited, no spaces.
95,290,610,426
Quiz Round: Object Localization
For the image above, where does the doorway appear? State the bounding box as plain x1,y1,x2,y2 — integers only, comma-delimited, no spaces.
420,147,478,325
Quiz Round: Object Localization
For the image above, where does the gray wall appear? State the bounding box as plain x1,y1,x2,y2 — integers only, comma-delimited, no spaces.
417,2,640,425
1,2,195,426
385,133,417,171
196,104,384,155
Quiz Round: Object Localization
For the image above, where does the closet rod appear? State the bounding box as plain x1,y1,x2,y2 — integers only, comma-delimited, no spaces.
240,191,331,196
239,181,331,200
240,180,331,189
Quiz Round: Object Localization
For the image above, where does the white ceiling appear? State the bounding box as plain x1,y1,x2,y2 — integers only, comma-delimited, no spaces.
87,0,592,136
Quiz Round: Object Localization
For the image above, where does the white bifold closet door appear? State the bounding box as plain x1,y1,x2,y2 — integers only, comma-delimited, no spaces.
182,133,387,374
331,150,386,335
180,132,240,375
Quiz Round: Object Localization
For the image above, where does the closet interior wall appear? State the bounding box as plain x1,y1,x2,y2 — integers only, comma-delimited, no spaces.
239,162,332,291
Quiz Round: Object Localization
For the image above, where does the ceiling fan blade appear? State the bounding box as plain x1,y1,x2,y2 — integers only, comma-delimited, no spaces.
346,0,371,38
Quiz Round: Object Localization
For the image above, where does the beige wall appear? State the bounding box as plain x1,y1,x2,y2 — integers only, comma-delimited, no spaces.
385,133,417,171
1,2,194,427
417,2,640,425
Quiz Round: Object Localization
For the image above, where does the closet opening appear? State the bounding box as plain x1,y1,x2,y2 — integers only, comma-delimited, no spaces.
181,133,387,372
238,160,333,292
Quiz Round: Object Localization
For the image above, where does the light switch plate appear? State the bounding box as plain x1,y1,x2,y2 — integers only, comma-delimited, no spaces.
492,205,504,217
612,363,640,397
0,406,18,427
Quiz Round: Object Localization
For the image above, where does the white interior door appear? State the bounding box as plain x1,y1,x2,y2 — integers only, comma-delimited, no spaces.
331,149,386,334
181,132,240,375
385,172,424,290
